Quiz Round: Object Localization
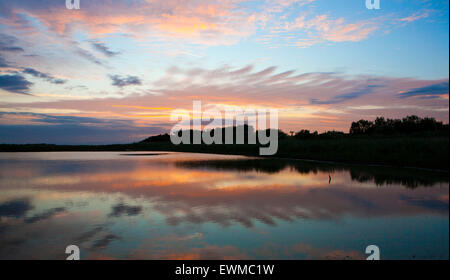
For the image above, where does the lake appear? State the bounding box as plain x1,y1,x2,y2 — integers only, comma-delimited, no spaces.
0,152,448,260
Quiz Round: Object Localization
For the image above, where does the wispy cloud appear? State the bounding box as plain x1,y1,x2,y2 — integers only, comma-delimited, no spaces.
398,82,449,99
90,41,120,57
0,33,24,52
398,12,429,23
22,68,67,84
0,0,261,45
2,64,447,135
76,48,104,65
0,55,9,67
311,85,384,105
109,74,142,88
272,14,380,48
0,1,447,141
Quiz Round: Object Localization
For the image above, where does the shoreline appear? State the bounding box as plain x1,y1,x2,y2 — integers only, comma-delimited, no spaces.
1,143,448,173
270,156,450,174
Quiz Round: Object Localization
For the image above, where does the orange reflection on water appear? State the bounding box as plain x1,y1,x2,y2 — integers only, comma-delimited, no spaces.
0,152,448,260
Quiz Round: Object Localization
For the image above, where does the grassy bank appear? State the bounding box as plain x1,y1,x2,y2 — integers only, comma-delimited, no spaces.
0,135,448,171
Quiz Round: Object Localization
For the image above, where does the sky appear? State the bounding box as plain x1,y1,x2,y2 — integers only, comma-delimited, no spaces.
0,0,448,144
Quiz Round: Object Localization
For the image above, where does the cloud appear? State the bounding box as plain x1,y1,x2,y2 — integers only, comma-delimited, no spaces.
274,14,379,47
0,55,9,67
311,85,383,105
90,41,120,57
76,48,103,65
305,15,378,43
22,68,67,84
398,82,449,99
0,33,24,52
399,12,429,23
0,46,24,52
264,0,317,13
0,112,132,125
0,123,167,145
0,0,429,59
0,0,261,46
109,74,142,88
1,65,448,136
271,9,432,48
0,111,169,145
0,74,32,94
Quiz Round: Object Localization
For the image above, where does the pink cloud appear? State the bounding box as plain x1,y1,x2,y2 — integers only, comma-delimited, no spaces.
274,14,380,47
1,0,260,45
1,64,448,133
398,12,429,23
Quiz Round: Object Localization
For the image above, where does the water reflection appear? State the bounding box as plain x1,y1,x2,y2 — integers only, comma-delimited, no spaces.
177,158,449,188
0,152,448,260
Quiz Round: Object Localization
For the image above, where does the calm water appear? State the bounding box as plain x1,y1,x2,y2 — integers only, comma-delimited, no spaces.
0,152,448,260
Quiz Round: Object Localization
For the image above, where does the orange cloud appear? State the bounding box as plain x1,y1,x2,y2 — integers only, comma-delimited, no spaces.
3,0,257,45
1,65,448,133
275,14,379,47
399,12,429,23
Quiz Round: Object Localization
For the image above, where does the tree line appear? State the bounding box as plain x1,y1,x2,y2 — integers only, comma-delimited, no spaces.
349,115,448,135
141,115,448,143
292,115,448,139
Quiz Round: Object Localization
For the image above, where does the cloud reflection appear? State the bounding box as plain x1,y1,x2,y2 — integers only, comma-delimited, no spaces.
0,198,33,218
0,152,448,259
108,203,142,218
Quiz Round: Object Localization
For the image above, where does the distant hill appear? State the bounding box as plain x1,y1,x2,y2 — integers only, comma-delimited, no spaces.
141,133,171,143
